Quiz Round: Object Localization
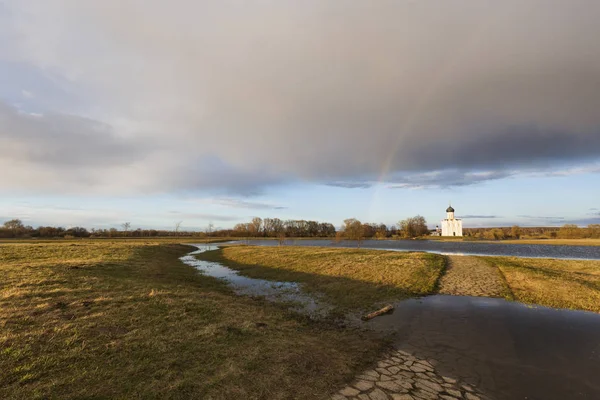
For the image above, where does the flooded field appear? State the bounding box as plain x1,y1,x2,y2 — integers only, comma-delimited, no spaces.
247,239,600,260
180,246,332,317
184,244,600,399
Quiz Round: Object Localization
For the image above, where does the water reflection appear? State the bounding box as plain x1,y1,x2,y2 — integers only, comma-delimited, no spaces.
180,245,332,318
245,239,600,260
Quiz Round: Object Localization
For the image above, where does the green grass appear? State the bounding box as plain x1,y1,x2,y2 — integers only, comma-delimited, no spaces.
482,256,600,312
196,246,446,312
0,241,387,399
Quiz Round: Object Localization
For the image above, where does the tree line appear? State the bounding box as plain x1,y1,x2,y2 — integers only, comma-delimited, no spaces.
464,225,600,239
3,217,598,241
0,219,207,239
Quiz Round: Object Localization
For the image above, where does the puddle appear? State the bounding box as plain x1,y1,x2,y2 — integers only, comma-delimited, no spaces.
357,295,600,399
180,245,332,318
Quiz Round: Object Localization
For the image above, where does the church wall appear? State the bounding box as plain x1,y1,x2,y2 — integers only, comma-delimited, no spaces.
441,219,463,236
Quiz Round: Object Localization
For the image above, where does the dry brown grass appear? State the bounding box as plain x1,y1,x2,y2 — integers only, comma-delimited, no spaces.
197,246,446,311
0,241,386,399
483,256,600,313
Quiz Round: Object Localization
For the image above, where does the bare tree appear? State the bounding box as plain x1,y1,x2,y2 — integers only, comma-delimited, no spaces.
398,216,428,238
206,222,214,249
342,218,365,247
250,217,262,237
174,221,183,236
3,219,24,231
511,225,522,239
277,230,286,246
121,222,131,236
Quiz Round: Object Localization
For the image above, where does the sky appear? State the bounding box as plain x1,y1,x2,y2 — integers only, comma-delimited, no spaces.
1,0,600,231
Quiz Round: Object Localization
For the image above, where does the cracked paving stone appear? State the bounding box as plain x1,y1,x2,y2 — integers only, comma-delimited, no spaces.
376,380,405,392
354,380,375,391
442,376,457,384
340,387,360,397
368,388,389,400
332,348,487,400
391,395,414,400
445,388,462,397
394,380,414,390
387,366,402,374
358,374,379,382
412,390,438,400
462,384,474,392
417,380,443,393
377,368,392,376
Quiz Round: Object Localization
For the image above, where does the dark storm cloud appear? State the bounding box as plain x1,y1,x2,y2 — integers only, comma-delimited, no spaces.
0,102,146,168
388,170,512,189
397,126,600,173
2,1,600,194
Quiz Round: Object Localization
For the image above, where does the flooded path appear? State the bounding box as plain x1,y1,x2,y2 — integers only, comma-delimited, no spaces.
363,296,600,400
180,245,332,317
181,245,600,400
438,256,505,297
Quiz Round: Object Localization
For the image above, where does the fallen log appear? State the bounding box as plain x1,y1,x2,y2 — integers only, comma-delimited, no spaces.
361,304,394,321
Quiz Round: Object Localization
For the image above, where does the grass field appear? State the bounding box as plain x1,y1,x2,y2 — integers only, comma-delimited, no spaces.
196,246,446,312
482,256,600,313
0,241,386,399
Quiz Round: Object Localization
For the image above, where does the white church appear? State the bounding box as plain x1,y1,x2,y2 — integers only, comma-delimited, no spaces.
441,205,463,237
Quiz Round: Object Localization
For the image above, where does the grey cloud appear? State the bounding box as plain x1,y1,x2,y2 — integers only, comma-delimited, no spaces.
209,198,287,210
564,217,600,225
461,215,500,219
327,182,373,189
2,1,600,194
0,102,146,168
167,211,238,222
517,215,565,221
388,170,512,189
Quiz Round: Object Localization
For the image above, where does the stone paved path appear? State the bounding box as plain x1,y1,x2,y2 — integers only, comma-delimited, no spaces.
438,256,505,297
331,348,488,400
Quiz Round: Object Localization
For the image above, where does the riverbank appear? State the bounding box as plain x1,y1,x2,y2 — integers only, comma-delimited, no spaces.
0,241,386,399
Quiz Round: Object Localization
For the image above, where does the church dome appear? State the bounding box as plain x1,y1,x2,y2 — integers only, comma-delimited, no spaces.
446,206,455,212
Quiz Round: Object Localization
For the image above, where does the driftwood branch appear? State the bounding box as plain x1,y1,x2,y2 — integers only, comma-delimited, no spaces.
362,304,394,321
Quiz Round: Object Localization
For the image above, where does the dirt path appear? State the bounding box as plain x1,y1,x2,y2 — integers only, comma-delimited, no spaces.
438,256,506,297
